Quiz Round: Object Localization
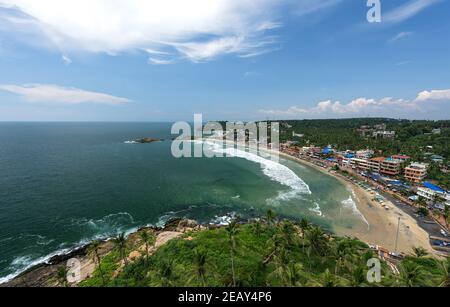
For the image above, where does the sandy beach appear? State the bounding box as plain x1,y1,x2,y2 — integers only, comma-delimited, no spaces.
276,151,434,255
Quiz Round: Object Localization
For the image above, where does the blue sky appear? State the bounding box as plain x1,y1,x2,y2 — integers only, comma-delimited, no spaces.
0,0,449,121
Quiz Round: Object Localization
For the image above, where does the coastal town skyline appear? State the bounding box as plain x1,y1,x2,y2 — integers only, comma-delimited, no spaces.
1,0,450,122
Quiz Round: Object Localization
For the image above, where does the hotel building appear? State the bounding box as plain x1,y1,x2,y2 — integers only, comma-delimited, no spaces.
404,163,428,183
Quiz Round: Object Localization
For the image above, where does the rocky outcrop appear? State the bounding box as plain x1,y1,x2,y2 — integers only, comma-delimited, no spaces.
1,218,202,287
135,137,163,144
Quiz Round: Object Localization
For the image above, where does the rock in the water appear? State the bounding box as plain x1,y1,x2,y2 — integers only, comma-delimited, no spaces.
135,137,163,144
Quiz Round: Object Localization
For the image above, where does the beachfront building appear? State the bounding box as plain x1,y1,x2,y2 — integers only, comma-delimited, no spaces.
404,163,428,183
380,158,402,176
350,158,370,170
417,182,450,207
368,157,384,172
356,150,374,159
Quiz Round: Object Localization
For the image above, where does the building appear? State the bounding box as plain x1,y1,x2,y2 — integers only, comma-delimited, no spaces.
351,158,370,170
431,155,444,164
432,128,441,135
368,157,385,172
374,123,387,130
404,163,428,183
380,158,402,176
391,155,410,162
373,130,396,139
356,150,374,159
417,182,450,207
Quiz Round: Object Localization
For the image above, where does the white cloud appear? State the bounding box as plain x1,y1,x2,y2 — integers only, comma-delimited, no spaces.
389,31,413,42
259,89,450,119
384,0,441,24
0,84,131,105
0,0,340,63
61,54,72,65
416,89,450,101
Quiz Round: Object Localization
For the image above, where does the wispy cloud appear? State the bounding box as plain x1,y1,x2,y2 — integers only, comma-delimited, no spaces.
0,0,342,64
294,0,342,16
259,89,450,119
389,31,413,42
384,0,441,24
395,60,412,66
0,84,131,105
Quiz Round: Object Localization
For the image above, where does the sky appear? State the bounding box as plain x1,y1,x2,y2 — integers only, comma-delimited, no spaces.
0,0,449,122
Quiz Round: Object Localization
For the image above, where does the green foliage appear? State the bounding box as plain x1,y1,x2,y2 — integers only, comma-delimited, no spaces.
278,118,450,188
81,219,449,287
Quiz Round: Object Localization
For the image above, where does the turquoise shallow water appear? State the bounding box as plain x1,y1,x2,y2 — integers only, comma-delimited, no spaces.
0,122,366,282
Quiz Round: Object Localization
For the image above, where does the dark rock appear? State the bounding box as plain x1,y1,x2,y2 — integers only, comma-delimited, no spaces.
135,137,163,144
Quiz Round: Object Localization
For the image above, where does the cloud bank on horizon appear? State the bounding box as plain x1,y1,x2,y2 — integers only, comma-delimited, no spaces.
259,89,450,120
0,84,131,105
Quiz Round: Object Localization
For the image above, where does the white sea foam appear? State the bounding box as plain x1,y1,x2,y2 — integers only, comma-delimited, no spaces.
124,140,137,144
310,202,323,217
205,141,311,202
0,245,76,284
341,195,370,229
0,213,141,285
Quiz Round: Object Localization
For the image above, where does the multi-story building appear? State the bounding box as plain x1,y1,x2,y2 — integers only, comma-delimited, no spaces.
368,157,384,173
350,158,370,170
417,182,450,207
391,155,410,162
355,150,374,159
380,158,402,176
404,163,428,183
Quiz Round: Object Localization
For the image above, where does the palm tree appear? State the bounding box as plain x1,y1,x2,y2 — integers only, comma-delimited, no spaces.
280,221,296,247
194,249,208,286
398,262,425,287
226,220,239,287
252,220,262,237
349,265,366,287
306,226,329,256
412,246,429,258
299,218,310,239
57,266,69,287
113,232,128,266
285,263,303,287
435,258,450,287
266,209,276,226
441,205,450,230
140,230,156,262
87,240,106,286
159,258,175,287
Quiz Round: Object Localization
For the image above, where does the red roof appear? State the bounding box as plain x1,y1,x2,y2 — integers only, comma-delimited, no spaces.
392,155,410,159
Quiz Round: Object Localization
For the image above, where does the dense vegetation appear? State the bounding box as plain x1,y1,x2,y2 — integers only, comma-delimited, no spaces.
276,118,450,188
279,118,449,159
79,214,449,287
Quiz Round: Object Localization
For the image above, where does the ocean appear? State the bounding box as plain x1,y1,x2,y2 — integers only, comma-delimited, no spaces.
0,122,367,282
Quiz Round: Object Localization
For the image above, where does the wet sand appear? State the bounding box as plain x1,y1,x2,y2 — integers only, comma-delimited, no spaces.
276,151,434,255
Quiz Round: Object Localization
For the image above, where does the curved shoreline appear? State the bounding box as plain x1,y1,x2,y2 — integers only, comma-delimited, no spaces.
275,150,434,255
0,145,435,285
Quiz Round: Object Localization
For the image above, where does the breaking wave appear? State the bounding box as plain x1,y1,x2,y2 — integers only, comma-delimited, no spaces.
204,141,311,202
341,195,370,229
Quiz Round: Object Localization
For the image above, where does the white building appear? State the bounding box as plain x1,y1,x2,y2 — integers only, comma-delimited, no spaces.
417,183,450,207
